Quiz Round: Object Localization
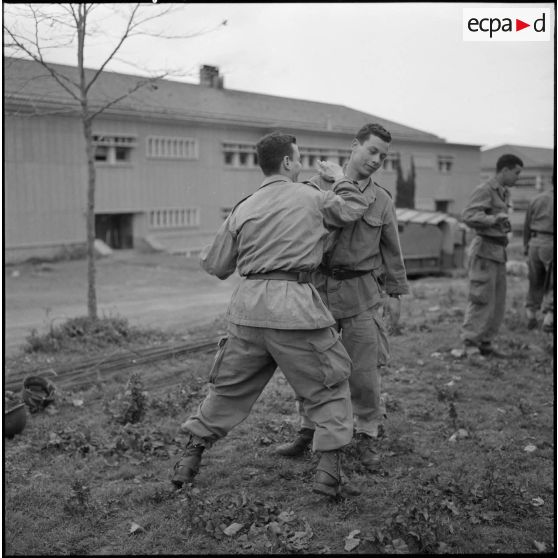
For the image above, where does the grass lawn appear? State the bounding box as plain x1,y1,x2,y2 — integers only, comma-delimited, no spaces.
3,272,555,555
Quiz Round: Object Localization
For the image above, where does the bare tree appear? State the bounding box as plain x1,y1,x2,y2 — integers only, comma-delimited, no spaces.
3,3,225,319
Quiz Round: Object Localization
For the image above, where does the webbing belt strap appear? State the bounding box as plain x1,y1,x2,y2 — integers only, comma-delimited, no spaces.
245,271,312,283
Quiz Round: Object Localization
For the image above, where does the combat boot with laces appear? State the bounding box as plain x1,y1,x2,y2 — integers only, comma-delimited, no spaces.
312,449,361,498
171,434,207,488
275,427,314,457
355,432,381,470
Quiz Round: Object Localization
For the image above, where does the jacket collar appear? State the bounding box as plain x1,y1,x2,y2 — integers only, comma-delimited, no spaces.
359,176,373,193
259,175,291,189
487,177,509,201
341,163,373,194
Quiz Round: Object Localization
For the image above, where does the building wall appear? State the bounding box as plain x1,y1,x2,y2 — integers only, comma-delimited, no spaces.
395,142,481,217
4,114,88,255
5,110,481,260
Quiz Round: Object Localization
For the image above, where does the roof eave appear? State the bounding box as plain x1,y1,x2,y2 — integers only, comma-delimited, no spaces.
4,95,459,144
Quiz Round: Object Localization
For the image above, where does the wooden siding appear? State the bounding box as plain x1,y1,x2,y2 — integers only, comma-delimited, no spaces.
5,111,482,257
4,114,87,247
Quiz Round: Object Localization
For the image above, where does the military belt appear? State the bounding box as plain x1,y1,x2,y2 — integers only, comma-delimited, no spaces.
320,266,371,280
479,235,508,246
245,270,312,283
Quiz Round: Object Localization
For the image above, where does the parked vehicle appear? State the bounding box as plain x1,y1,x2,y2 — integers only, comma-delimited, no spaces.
396,209,467,277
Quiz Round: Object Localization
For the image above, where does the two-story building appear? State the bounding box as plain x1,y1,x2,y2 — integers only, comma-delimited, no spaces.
4,56,481,262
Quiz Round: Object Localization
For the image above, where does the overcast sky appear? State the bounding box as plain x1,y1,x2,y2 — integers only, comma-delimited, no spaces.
5,2,556,149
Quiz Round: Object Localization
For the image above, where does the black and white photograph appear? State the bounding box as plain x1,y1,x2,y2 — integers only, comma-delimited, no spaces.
3,2,555,554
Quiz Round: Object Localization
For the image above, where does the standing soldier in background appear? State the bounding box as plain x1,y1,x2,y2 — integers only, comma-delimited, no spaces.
171,131,369,498
461,153,523,357
523,182,554,332
276,123,409,470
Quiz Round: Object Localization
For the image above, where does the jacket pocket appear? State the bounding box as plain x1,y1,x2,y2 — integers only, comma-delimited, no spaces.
309,329,352,388
362,214,383,229
372,311,390,367
208,336,228,384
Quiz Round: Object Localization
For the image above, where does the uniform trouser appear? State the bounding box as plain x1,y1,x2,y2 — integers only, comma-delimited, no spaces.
526,242,554,315
461,255,507,345
298,304,387,438
182,321,354,452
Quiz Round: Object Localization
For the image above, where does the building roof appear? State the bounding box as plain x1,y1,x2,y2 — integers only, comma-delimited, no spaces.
4,56,446,143
481,144,555,169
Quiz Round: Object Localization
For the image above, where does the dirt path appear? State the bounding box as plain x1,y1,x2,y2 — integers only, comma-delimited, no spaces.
4,251,241,357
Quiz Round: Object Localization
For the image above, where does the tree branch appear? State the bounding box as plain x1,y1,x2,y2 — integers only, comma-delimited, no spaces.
86,74,167,122
84,3,141,95
3,25,82,104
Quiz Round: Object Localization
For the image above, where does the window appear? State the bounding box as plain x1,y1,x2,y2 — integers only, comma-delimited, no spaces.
437,155,454,174
383,152,400,172
93,134,137,164
223,143,258,168
115,146,131,162
222,142,352,170
149,208,200,229
95,145,109,162
435,200,451,213
514,175,538,189
146,136,198,159
299,147,351,169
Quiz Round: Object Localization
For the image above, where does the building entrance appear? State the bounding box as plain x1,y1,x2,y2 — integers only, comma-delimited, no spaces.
95,213,133,249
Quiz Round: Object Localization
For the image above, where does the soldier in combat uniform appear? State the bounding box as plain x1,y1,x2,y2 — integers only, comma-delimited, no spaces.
523,182,554,332
276,123,409,470
171,131,369,497
461,153,523,357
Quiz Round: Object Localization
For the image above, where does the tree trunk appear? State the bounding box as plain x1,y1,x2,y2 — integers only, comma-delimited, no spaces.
83,117,98,319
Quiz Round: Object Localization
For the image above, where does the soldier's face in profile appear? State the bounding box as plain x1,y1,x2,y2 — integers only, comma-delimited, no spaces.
285,143,302,182
502,165,522,187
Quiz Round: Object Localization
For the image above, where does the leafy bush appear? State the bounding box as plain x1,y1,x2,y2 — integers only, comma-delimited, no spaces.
105,372,148,425
24,315,172,354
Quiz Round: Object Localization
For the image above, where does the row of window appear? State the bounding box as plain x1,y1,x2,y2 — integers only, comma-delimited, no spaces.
92,134,455,174
93,134,198,163
222,143,398,171
149,208,200,229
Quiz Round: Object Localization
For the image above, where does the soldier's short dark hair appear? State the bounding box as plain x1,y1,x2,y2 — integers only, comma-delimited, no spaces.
355,123,392,144
496,154,523,172
256,132,297,176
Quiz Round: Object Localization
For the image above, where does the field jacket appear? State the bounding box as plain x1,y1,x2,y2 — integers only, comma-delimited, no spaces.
310,175,409,319
463,177,511,263
200,175,368,329
523,190,554,249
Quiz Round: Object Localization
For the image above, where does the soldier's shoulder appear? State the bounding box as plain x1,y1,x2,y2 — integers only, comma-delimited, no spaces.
230,193,252,213
299,180,323,192
374,181,393,200
477,180,493,191
468,181,491,199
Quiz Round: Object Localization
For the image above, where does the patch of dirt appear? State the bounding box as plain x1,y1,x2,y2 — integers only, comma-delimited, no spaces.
4,251,241,356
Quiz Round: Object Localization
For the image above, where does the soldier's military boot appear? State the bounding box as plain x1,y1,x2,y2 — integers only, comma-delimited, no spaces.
171,434,207,488
526,309,538,330
356,433,381,470
275,427,314,457
542,312,554,333
312,450,361,498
